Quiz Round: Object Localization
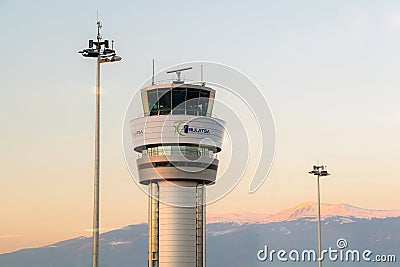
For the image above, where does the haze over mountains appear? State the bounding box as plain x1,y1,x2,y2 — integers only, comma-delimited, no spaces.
1,202,399,267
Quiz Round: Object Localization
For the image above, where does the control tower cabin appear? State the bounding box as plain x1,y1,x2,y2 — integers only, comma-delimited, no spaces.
130,69,225,267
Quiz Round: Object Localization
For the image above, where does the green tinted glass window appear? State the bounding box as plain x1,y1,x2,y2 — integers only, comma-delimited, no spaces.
147,90,158,115
172,88,186,114
199,90,210,116
186,89,200,115
158,88,171,115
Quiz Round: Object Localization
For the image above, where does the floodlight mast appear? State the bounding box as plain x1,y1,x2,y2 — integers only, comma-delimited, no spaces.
79,21,122,267
308,165,331,267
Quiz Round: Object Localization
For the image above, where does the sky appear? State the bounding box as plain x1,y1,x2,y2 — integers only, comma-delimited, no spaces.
1,0,400,254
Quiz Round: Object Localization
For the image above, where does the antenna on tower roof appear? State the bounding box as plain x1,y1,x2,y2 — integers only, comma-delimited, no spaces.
167,67,192,83
152,59,155,85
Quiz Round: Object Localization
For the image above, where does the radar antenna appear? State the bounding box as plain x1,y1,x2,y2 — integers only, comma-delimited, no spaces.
167,67,192,83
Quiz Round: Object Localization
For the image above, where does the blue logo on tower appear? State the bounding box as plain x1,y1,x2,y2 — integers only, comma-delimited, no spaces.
174,121,210,136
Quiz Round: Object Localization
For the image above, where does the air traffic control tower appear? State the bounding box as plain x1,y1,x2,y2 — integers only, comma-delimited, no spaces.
130,68,225,267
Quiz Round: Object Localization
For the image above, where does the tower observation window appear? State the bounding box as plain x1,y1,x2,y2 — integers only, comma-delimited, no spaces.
186,89,200,115
145,87,214,116
158,88,171,115
172,88,186,115
147,90,158,116
199,90,210,116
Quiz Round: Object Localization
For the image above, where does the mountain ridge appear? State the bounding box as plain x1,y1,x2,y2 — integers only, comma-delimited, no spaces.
207,201,400,224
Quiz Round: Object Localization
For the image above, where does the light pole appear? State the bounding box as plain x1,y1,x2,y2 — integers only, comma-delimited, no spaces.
309,165,330,267
79,21,121,267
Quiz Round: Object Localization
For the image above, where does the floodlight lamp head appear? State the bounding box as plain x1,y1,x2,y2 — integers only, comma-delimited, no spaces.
309,164,331,176
103,48,115,55
110,55,122,62
320,170,330,176
79,48,99,58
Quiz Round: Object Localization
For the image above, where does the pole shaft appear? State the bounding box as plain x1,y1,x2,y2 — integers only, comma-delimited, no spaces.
92,56,100,267
317,175,322,267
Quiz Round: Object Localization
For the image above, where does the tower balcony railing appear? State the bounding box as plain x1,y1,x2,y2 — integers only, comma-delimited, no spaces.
144,78,203,87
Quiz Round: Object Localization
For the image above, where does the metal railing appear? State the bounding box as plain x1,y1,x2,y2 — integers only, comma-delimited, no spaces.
145,78,202,87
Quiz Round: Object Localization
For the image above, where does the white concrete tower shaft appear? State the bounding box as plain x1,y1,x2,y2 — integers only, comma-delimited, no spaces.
130,82,225,267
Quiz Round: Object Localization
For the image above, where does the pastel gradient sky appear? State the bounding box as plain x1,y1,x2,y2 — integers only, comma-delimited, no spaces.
1,0,400,254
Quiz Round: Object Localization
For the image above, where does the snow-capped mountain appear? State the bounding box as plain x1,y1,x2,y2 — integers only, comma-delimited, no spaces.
207,201,400,224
